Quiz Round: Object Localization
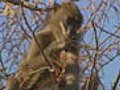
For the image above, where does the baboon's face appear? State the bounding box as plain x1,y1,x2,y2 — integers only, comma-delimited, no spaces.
60,3,83,34
61,3,83,40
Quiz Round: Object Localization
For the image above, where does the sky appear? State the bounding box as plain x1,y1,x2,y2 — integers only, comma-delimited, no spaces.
0,0,120,89
74,0,120,89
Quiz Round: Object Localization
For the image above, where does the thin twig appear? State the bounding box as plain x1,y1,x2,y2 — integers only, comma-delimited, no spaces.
0,51,9,78
88,21,99,89
4,0,52,12
95,23,120,39
111,70,120,90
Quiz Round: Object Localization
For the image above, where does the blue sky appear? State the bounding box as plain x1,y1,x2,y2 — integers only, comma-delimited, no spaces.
0,0,120,89
75,0,120,89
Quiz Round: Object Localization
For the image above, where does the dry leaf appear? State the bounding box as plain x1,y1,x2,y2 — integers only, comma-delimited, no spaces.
82,6,89,11
4,2,15,16
91,4,95,12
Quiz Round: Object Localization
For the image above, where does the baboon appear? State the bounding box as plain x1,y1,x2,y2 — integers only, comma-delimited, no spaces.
19,2,83,72
6,2,83,90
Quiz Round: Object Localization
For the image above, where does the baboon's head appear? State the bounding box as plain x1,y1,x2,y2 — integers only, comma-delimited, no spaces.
48,2,83,41
61,3,83,25
62,3,83,41
54,2,83,38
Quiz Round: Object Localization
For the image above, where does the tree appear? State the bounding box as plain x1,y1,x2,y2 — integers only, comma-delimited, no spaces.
0,0,120,90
